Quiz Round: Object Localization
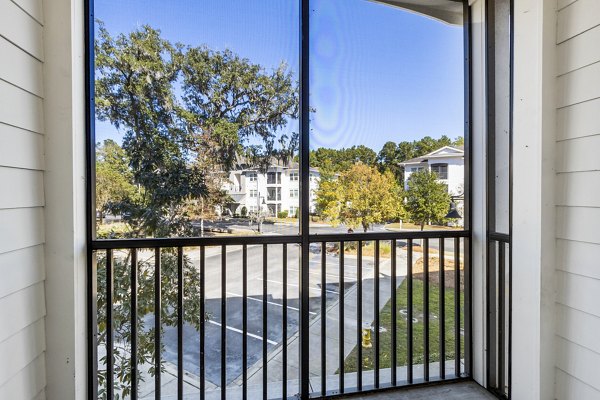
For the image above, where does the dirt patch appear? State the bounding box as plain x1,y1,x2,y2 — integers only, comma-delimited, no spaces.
412,256,465,291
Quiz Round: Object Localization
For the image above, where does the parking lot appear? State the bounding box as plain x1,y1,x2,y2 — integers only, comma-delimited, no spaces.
159,243,373,387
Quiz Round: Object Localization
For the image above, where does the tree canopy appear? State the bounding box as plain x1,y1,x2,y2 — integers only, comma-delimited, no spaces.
316,164,404,232
405,170,451,230
95,23,298,237
310,145,378,175
95,139,136,223
93,23,299,397
311,135,463,183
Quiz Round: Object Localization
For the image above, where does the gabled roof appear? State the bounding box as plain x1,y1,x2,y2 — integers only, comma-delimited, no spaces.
399,145,464,166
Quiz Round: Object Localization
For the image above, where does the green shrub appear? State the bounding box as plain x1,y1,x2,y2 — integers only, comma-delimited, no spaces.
278,210,289,219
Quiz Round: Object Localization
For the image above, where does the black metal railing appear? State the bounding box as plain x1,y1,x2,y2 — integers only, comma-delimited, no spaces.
487,232,511,399
91,230,470,399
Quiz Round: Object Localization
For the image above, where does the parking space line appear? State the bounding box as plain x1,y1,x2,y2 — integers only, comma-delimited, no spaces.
207,320,278,345
226,291,316,315
289,266,357,280
308,261,374,271
257,278,339,295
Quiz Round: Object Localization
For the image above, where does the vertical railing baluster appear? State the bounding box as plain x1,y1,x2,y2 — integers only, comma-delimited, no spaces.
222,245,227,400
242,245,248,400
89,250,99,400
263,244,268,400
154,248,161,400
106,249,114,400
423,238,430,382
357,241,363,391
374,240,380,388
391,240,397,386
131,248,138,400
92,232,471,399
454,237,461,377
282,244,288,399
339,241,345,393
200,246,206,400
177,247,184,400
440,238,446,379
508,242,512,399
321,242,327,396
407,239,413,384
498,242,506,394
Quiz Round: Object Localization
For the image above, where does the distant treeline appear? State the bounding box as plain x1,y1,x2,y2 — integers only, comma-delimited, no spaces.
310,135,464,181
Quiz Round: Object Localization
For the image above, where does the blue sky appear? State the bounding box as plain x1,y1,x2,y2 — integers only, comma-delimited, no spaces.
95,0,464,151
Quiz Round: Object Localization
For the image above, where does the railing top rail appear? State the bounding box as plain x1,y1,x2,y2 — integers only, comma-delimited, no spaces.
489,231,510,243
310,230,468,243
91,234,302,249
91,229,469,250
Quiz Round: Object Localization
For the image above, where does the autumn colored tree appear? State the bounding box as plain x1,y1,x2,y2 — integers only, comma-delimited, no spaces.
316,164,404,232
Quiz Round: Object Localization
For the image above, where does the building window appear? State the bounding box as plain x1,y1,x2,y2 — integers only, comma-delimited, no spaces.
249,189,258,198
248,173,257,182
431,163,448,179
290,172,299,181
289,206,298,217
290,189,299,198
268,187,281,201
411,167,425,173
267,172,282,184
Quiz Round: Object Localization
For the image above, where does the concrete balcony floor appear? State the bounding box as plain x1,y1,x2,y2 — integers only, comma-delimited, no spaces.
346,381,496,400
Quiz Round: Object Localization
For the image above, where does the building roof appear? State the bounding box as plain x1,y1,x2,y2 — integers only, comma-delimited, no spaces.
372,0,463,25
399,145,464,166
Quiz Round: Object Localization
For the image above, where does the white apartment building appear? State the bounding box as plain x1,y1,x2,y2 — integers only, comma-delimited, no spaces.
399,145,465,197
223,162,320,217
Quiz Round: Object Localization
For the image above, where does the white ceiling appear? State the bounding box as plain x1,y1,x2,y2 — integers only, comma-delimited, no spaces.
371,0,464,25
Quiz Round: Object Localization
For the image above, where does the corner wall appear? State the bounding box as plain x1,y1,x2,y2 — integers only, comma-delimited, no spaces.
0,0,47,398
554,0,600,398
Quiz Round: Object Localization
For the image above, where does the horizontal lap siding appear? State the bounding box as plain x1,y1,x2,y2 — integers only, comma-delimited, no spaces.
555,369,600,400
555,2,600,398
0,0,46,398
0,124,44,170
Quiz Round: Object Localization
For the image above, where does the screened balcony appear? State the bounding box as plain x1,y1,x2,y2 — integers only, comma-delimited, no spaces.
9,0,594,398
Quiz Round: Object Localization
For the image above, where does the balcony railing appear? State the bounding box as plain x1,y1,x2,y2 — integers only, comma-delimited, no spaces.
90,230,470,399
487,232,511,399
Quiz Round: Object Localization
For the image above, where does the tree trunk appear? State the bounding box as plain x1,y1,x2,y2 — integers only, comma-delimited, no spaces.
420,221,425,231
200,218,204,237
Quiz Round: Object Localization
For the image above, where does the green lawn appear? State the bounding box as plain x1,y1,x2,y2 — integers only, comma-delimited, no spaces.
343,277,465,372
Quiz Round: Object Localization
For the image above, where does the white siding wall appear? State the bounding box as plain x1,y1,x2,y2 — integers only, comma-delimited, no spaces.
0,0,46,399
555,0,600,398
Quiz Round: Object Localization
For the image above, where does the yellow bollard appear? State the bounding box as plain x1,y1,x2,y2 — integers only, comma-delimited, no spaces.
361,323,372,348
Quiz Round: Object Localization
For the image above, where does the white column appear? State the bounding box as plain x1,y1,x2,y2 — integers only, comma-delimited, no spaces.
42,0,88,398
512,0,557,399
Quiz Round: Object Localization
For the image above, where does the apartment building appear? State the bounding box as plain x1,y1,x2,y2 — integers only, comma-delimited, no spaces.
223,162,320,217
